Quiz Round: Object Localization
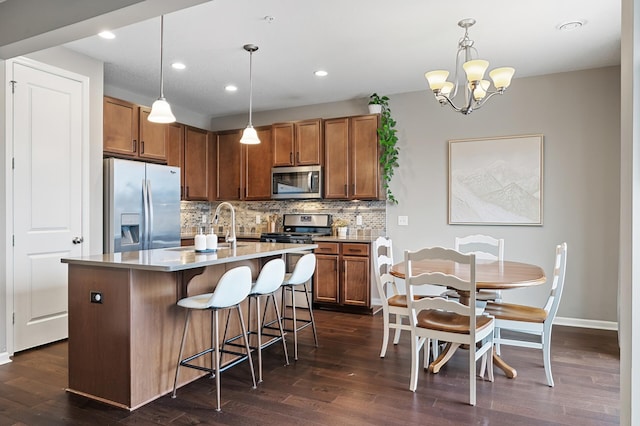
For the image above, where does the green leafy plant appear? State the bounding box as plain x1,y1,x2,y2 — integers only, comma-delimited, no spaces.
370,93,399,204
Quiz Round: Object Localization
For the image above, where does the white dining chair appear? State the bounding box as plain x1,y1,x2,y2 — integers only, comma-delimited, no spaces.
482,242,568,386
451,234,505,302
373,236,437,363
405,246,494,406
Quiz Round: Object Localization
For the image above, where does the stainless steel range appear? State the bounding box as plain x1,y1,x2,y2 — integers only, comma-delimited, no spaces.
260,213,332,244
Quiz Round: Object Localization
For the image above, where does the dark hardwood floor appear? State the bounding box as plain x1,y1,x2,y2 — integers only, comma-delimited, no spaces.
0,310,619,425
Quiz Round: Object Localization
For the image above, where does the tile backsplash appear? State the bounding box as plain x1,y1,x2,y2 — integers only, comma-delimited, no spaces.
181,200,387,236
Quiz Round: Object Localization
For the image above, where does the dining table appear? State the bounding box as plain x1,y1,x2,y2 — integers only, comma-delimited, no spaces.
390,258,546,379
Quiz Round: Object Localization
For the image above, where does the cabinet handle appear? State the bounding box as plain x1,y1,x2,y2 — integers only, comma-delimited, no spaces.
290,152,293,163
344,184,348,196
180,186,184,199
140,140,145,154
296,152,300,163
237,188,240,198
186,186,189,197
132,140,137,153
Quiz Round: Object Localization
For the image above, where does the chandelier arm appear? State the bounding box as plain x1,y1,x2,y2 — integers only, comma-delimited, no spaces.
470,90,504,110
435,93,463,113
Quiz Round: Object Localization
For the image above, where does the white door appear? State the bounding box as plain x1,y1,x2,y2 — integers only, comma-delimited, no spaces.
10,59,86,352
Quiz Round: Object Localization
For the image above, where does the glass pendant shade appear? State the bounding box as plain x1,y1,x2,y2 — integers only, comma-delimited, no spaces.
240,125,260,144
489,67,516,89
148,97,176,123
471,80,490,100
425,70,450,91
463,59,489,82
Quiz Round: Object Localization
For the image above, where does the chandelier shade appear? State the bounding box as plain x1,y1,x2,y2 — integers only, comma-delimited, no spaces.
148,15,176,123
240,44,260,144
424,18,515,115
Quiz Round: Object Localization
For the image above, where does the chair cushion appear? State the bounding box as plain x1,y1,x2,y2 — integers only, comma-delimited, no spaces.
416,310,493,334
484,302,548,323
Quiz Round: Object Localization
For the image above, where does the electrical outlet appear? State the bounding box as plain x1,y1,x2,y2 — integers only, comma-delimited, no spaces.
356,215,363,225
398,215,409,226
256,214,261,224
90,291,103,304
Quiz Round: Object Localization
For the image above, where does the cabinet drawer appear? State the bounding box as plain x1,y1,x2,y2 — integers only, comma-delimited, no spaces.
341,243,369,256
315,242,339,255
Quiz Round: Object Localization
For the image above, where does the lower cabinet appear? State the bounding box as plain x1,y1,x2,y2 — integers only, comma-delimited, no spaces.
314,241,372,313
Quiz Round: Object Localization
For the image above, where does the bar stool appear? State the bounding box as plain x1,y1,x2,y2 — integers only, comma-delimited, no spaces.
172,266,256,412
247,258,289,382
280,253,318,360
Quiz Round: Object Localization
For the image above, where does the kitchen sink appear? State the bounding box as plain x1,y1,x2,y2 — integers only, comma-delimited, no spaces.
165,243,247,252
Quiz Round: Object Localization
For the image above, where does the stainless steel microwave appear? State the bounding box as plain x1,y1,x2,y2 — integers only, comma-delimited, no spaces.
271,165,322,199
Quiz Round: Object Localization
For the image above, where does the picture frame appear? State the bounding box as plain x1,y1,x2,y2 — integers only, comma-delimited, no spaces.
448,134,544,226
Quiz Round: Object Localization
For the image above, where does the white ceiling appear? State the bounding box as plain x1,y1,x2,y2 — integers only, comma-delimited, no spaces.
60,0,621,119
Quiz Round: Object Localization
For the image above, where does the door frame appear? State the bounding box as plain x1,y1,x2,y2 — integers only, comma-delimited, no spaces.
4,56,90,357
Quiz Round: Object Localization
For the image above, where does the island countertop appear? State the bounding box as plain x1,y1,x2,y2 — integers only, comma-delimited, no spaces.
61,242,317,272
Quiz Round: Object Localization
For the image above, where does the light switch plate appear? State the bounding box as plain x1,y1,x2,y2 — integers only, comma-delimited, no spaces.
398,215,409,226
256,214,261,224
356,215,363,225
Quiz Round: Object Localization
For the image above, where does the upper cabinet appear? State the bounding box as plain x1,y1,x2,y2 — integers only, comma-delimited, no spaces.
272,118,323,167
103,96,168,162
216,126,273,201
324,114,380,200
183,126,212,201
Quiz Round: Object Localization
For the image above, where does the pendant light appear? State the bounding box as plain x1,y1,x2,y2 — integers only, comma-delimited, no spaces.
240,44,260,144
148,15,176,123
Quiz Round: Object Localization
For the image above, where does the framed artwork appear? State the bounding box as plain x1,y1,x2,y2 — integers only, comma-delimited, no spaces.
448,134,543,226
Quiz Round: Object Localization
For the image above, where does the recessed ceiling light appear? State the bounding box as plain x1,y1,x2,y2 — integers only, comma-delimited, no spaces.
225,85,238,92
557,20,585,31
314,70,328,77
98,31,116,39
171,62,186,70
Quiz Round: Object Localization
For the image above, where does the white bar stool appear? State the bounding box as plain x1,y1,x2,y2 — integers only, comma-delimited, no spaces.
172,265,256,412
247,258,289,382
280,253,318,360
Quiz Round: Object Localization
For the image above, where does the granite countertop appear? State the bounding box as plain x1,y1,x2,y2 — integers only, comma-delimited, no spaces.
61,242,317,272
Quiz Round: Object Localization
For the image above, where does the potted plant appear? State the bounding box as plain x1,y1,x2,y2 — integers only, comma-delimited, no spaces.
369,93,400,204
368,93,385,114
332,218,349,237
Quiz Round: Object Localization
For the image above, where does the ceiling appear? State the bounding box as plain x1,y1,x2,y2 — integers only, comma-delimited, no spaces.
58,0,621,119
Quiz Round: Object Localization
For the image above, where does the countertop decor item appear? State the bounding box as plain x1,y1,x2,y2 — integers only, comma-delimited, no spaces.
332,218,349,237
424,18,515,115
370,93,399,204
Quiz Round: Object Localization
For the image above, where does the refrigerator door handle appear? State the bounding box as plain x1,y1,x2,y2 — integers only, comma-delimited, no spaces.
142,179,149,250
147,179,154,249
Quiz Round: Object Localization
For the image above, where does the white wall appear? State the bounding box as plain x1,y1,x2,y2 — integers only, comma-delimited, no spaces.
214,67,621,325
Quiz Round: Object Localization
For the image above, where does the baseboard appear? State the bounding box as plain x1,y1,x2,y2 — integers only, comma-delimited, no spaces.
554,316,618,331
0,352,12,365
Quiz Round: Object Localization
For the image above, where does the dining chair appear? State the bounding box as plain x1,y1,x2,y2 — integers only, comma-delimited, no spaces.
482,242,568,387
405,246,494,406
373,236,439,362
450,234,505,302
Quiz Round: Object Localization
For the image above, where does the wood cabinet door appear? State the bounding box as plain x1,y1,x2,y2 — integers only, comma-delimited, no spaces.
272,122,295,166
323,117,350,199
244,126,272,200
341,255,370,306
166,122,185,198
351,114,379,199
138,107,168,162
314,254,339,304
295,118,322,165
183,126,209,200
216,130,242,200
103,96,138,156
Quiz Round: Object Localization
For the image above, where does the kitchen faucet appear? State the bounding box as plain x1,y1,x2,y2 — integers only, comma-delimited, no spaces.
213,202,236,248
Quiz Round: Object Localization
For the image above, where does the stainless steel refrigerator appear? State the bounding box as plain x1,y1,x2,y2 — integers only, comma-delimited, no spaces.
104,158,181,253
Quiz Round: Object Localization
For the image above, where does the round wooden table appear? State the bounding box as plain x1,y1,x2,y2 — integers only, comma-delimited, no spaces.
390,258,546,378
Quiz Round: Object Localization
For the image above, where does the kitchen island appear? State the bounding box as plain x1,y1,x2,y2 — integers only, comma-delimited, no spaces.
61,242,316,410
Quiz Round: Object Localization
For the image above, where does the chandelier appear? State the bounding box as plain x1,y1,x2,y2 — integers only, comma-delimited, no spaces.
424,18,515,115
